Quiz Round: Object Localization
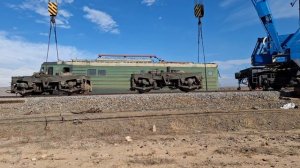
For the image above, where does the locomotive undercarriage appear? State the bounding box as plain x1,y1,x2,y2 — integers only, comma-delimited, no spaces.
11,72,92,96
130,69,202,93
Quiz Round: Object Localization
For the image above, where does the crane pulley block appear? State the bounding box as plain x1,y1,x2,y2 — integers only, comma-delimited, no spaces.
48,2,58,16
194,3,204,18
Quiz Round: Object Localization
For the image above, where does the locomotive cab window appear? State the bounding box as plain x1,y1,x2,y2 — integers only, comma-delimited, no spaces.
87,69,96,76
98,70,106,76
47,67,53,75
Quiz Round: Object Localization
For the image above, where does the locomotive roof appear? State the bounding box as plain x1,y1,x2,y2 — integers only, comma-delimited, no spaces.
42,60,218,68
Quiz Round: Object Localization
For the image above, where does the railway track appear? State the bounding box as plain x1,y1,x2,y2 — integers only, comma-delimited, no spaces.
0,89,262,99
0,108,297,126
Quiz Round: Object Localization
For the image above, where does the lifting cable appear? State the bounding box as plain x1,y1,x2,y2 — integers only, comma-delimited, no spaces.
194,1,208,91
198,18,208,91
46,0,59,64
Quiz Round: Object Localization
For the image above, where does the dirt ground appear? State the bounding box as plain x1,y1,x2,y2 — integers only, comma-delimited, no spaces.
0,108,299,168
0,90,300,167
0,131,299,168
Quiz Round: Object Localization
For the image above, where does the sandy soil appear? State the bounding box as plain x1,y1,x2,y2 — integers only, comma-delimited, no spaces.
0,109,299,168
0,92,299,167
0,131,299,168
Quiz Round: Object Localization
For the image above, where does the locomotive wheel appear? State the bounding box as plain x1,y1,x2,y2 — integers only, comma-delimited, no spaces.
186,78,195,87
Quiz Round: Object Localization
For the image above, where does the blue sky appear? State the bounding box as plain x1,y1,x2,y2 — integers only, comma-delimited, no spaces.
0,0,299,87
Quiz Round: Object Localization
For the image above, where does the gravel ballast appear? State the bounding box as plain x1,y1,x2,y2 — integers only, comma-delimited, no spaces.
0,91,294,116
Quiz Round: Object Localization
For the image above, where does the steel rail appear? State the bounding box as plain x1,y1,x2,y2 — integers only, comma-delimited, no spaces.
0,109,297,125
0,90,267,99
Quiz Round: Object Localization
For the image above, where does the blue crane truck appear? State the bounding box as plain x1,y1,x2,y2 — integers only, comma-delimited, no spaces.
235,0,300,92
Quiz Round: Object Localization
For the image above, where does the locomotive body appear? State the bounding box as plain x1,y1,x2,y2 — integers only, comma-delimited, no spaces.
40,55,218,93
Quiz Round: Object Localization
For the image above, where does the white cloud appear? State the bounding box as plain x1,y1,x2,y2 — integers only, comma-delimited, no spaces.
220,0,239,8
271,1,298,19
223,5,257,31
7,0,74,29
83,6,120,34
223,0,298,31
142,0,156,6
39,32,48,36
59,9,73,18
218,74,239,87
213,58,250,70
55,18,71,29
58,0,74,3
213,58,251,87
0,31,94,87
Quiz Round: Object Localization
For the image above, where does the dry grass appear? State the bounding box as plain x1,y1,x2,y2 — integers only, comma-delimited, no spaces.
169,119,189,132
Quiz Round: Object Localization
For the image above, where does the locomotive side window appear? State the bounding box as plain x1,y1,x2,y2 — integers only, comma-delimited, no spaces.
98,70,106,76
48,67,53,75
87,69,96,76
63,67,70,73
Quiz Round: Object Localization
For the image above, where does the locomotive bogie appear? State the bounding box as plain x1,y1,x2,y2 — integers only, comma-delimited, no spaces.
11,72,92,96
130,68,202,93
